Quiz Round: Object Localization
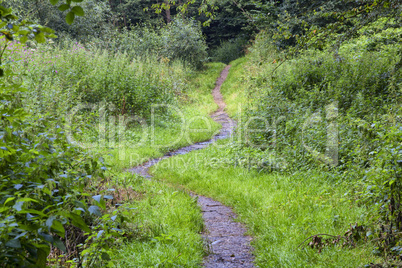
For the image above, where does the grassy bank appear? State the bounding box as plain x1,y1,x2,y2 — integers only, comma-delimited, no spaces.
152,139,379,267
220,57,249,118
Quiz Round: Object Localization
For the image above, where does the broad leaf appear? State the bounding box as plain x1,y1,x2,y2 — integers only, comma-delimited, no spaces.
65,11,75,25
88,205,101,216
58,4,70,11
71,6,84,16
5,239,21,248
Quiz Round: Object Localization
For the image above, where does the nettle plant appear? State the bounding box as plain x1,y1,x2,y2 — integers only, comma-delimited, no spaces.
0,3,131,267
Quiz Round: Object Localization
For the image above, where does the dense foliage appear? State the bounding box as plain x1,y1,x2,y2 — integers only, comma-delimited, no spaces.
237,10,402,264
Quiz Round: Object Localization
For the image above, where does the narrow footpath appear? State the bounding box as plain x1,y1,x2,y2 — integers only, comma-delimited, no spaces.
130,65,255,267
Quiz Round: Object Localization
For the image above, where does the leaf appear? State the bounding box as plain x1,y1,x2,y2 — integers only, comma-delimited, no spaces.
53,236,66,252
88,205,101,216
73,200,87,209
5,239,21,248
71,6,84,16
18,198,39,203
46,216,55,230
58,4,70,11
92,195,102,203
66,11,75,25
4,197,16,205
14,184,23,190
39,232,54,243
97,230,104,238
13,201,24,212
75,207,85,213
18,209,47,217
67,212,90,232
36,247,50,267
46,217,65,237
34,32,45,43
50,0,59,5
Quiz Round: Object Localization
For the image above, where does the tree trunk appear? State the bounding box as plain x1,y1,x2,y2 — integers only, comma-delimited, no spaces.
165,0,171,23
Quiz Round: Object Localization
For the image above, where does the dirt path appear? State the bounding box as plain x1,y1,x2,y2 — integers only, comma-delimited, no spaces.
130,65,255,267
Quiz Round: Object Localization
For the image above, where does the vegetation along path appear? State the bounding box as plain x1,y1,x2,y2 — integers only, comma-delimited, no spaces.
130,65,255,267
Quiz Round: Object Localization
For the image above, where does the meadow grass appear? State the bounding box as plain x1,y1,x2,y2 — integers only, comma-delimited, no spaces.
220,57,249,118
112,178,204,267
151,139,380,267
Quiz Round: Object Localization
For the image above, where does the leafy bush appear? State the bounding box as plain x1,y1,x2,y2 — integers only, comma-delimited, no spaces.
242,31,401,169
6,0,114,43
210,37,248,64
160,18,208,69
86,27,165,59
0,66,135,267
86,18,208,69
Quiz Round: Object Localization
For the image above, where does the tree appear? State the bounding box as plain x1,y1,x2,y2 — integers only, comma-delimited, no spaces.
272,0,402,51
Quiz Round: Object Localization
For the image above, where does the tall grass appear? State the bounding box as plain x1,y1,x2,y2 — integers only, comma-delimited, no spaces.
10,42,188,119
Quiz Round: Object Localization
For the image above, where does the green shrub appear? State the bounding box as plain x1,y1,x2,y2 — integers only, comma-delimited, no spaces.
0,67,132,267
241,31,401,169
86,19,208,69
6,0,114,43
160,18,208,69
210,37,248,64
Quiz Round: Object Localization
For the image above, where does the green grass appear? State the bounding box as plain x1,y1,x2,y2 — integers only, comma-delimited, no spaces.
220,57,249,117
185,62,227,114
151,139,380,267
112,179,204,267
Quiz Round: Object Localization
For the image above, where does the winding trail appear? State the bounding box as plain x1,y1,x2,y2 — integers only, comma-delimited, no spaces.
129,65,255,267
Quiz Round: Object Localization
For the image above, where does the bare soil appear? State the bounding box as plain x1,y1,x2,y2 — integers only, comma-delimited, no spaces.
130,65,255,267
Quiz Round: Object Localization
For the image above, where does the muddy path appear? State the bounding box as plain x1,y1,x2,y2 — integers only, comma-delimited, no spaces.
129,65,255,267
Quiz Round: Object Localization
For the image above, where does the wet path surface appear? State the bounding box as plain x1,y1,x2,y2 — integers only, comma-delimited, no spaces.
129,65,255,267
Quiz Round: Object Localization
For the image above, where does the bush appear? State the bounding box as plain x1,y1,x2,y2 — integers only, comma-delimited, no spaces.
160,18,208,69
0,68,132,267
210,37,248,64
86,19,208,69
242,31,401,170
6,0,114,43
